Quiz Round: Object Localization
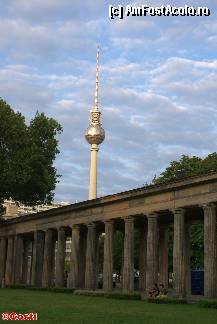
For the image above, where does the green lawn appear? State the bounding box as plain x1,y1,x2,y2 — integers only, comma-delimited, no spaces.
0,289,216,323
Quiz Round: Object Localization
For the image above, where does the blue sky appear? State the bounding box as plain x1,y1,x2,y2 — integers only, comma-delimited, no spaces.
0,0,217,203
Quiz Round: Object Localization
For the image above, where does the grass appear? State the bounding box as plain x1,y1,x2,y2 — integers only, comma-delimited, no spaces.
0,289,216,323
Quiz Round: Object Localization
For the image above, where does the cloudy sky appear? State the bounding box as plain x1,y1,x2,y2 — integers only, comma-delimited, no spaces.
0,0,216,203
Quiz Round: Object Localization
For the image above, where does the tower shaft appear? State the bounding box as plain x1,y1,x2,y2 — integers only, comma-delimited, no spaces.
89,144,98,200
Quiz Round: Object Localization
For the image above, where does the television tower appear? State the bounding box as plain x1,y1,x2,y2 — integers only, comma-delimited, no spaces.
85,47,105,200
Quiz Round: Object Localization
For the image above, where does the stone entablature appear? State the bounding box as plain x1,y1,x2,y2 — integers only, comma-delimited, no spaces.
1,172,217,235
0,172,217,298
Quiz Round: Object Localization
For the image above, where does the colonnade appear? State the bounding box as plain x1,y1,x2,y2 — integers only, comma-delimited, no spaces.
0,203,216,298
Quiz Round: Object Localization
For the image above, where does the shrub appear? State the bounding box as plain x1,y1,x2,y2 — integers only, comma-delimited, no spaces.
74,290,105,297
6,284,26,289
48,288,74,293
26,287,48,291
6,285,74,293
147,297,187,304
198,299,217,309
105,291,141,300
73,290,141,300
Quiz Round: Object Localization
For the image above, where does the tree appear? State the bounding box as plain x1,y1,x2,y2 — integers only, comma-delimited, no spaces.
152,153,217,185
0,98,62,209
152,154,203,184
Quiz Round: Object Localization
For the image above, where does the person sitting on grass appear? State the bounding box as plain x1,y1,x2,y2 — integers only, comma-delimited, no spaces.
158,284,167,297
148,283,160,298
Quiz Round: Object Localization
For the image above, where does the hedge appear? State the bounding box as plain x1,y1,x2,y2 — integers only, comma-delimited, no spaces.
105,291,141,300
6,285,74,293
198,299,217,309
74,290,141,300
74,290,104,297
147,297,187,304
48,288,74,293
6,284,26,289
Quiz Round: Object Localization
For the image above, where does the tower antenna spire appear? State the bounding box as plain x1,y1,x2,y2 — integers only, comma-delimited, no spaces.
94,45,100,111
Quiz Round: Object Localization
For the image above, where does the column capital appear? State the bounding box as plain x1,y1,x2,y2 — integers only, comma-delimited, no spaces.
146,212,158,220
172,208,186,215
104,219,114,225
86,222,96,228
15,233,23,238
34,229,46,233
201,202,216,211
71,224,80,230
7,234,15,239
57,227,66,233
45,228,54,234
123,216,134,223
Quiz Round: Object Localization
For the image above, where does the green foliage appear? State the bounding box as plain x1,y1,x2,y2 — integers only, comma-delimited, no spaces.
99,230,125,275
152,155,202,185
6,284,27,289
0,99,28,209
134,229,140,269
73,290,141,300
147,297,187,304
0,98,62,208
168,225,174,274
64,260,70,272
104,291,141,300
25,287,48,291
198,299,217,309
98,234,104,273
6,285,74,293
152,153,217,185
113,231,124,273
48,288,74,293
190,223,204,269
74,290,105,297
152,152,217,184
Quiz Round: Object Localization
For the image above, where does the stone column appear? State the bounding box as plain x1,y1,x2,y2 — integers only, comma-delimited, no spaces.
122,216,134,292
85,223,96,290
56,227,66,288
159,225,169,289
5,236,14,286
138,224,147,291
42,229,55,288
22,241,30,284
14,235,24,284
79,230,87,288
94,231,100,289
0,238,7,286
103,220,114,291
146,214,158,292
31,230,45,287
185,222,191,296
120,235,124,289
69,225,80,288
203,203,217,298
29,241,34,285
173,208,188,298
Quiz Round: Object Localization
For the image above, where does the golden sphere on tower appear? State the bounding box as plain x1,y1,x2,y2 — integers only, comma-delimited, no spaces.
85,124,105,145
